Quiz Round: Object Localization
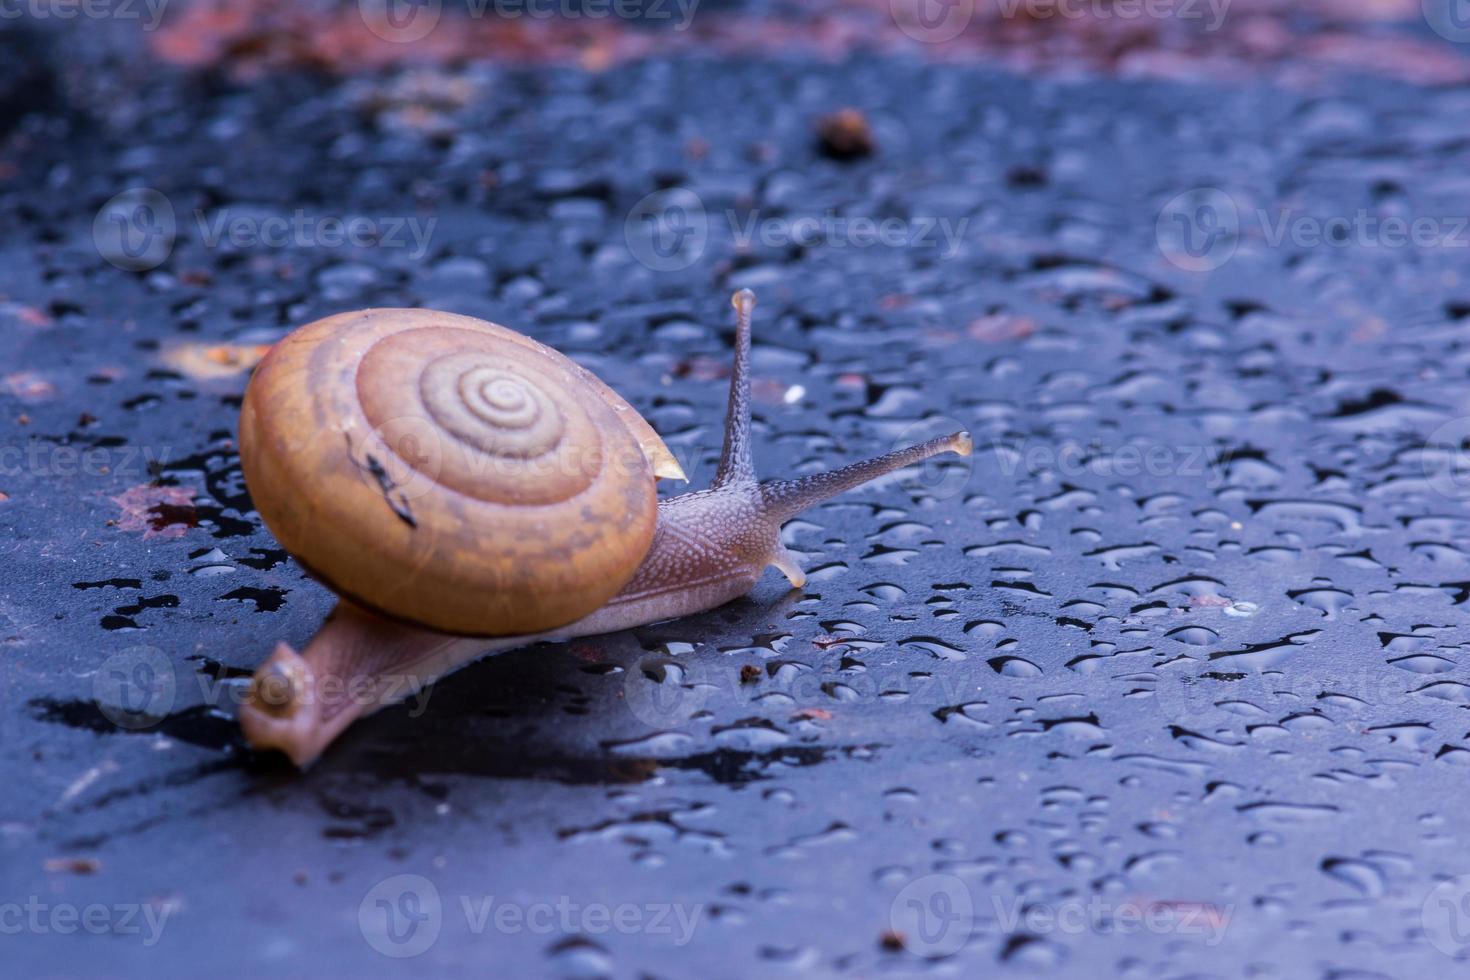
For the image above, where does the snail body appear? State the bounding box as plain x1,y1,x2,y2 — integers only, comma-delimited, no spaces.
239,290,970,766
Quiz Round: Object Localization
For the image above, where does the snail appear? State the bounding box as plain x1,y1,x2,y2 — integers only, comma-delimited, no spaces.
237,289,971,766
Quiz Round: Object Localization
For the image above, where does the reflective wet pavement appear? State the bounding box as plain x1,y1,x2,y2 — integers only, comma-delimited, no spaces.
6,6,1470,977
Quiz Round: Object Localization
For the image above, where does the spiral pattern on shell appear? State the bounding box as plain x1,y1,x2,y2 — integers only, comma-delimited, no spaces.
239,309,673,636
357,329,612,509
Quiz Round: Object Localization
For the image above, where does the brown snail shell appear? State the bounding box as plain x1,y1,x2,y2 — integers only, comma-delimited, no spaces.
238,308,686,636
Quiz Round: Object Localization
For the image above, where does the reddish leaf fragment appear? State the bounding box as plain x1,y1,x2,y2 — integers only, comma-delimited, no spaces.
968,314,1037,343
2,372,56,404
112,485,199,540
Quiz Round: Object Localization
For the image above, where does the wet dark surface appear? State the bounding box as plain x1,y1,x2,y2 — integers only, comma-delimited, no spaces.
6,5,1470,978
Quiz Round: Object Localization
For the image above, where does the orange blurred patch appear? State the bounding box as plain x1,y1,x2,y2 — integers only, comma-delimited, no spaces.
5,305,53,328
162,342,273,380
146,0,1470,88
2,372,56,404
968,313,1037,343
149,0,658,78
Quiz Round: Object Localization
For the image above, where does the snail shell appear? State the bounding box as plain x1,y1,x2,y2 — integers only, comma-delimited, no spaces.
239,309,685,636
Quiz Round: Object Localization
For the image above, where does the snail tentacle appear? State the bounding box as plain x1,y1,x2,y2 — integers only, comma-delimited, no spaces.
758,430,974,525
714,288,758,487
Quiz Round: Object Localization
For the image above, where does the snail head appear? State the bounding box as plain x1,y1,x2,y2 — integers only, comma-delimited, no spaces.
239,642,323,767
